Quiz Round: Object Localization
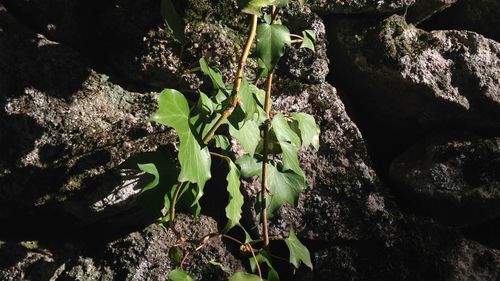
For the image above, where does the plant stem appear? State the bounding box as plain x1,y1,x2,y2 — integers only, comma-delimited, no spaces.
260,72,274,248
249,246,263,279
170,181,188,224
202,14,258,144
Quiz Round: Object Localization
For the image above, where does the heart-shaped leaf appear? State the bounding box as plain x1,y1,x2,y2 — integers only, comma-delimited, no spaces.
256,23,291,72
150,89,211,192
285,231,313,270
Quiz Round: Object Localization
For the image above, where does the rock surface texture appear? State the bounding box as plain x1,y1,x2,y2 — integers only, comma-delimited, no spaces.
1,0,500,280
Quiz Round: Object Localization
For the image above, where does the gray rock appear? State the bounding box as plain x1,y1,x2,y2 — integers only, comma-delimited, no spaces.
389,134,500,227
420,0,500,42
0,215,244,281
281,2,329,84
406,0,457,24
309,0,414,14
328,15,500,133
56,215,244,281
242,80,500,280
0,8,174,230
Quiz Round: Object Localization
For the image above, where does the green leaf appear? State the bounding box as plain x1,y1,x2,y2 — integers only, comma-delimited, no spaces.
256,23,291,72
237,0,275,15
150,89,211,192
229,119,261,157
274,0,290,7
229,272,262,281
168,269,195,281
223,158,244,232
137,163,160,193
236,154,262,178
300,30,316,51
249,251,279,281
271,114,304,179
285,231,313,270
238,79,259,122
215,135,231,151
290,112,320,149
208,259,229,273
169,247,183,266
267,164,306,217
191,92,221,138
199,58,226,92
160,0,185,43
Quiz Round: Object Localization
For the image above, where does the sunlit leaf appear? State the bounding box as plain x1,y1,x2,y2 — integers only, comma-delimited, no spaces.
285,231,313,270
237,0,275,15
223,157,244,232
168,269,195,281
215,135,231,151
236,154,262,178
160,0,185,43
256,22,291,72
238,79,260,122
271,114,304,179
300,30,316,51
137,163,160,193
229,119,261,157
267,164,306,217
150,89,211,194
199,58,226,92
290,112,320,149
229,272,262,281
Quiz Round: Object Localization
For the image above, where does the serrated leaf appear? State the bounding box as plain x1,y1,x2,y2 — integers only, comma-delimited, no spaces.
285,231,313,270
160,0,185,43
137,163,160,193
150,89,211,191
300,30,316,51
237,0,275,15
271,114,304,179
236,154,262,178
256,23,291,72
168,269,195,281
199,58,226,92
230,119,261,157
290,112,320,149
267,164,306,217
223,157,244,232
229,272,262,281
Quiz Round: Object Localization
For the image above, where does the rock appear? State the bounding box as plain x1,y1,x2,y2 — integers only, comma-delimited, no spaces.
0,242,59,281
56,215,244,281
241,80,500,280
389,134,500,227
314,221,500,281
0,8,174,234
308,0,414,15
420,0,500,42
281,2,329,84
328,15,500,134
406,0,457,24
0,215,245,281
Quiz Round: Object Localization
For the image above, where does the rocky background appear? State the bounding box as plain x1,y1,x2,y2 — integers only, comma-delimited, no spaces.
0,0,499,280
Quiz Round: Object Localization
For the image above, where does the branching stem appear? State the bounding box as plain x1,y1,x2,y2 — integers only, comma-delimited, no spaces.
202,14,258,144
